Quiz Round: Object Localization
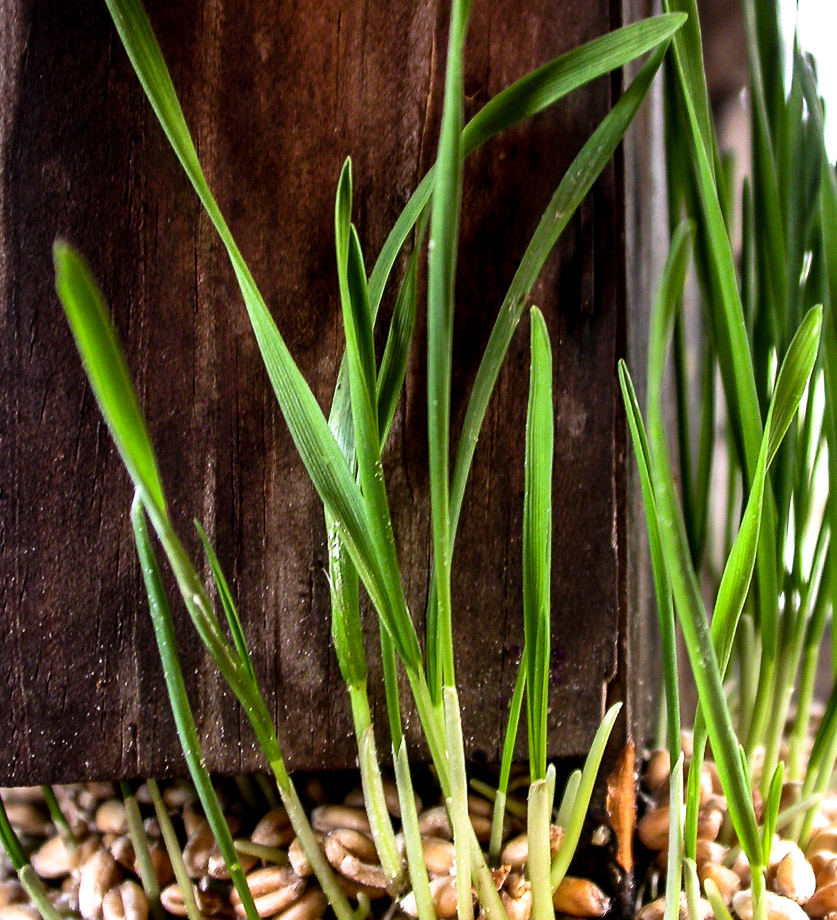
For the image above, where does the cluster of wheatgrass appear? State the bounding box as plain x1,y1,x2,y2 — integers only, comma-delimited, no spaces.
0,2,688,920
621,2,837,920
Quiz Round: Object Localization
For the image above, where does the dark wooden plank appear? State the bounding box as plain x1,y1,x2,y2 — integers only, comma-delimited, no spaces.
0,0,644,784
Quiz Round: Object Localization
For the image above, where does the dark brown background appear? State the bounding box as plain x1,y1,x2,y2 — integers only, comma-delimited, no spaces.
1,0,653,784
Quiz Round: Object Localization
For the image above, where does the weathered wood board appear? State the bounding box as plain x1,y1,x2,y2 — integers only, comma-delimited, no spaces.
0,0,652,784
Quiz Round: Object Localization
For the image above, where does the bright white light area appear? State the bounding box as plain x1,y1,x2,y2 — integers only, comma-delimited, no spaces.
781,0,837,159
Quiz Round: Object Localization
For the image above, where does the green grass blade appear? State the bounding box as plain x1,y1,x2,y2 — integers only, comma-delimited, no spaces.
662,0,715,176
53,243,166,516
377,246,419,448
524,307,554,782
427,0,470,690
367,13,686,314
490,661,527,860
394,740,435,920
147,779,202,920
131,499,261,920
426,41,670,696
103,0,420,671
550,702,621,890
618,362,681,760
761,761,784,863
713,306,822,675
555,769,582,829
195,521,256,685
640,273,763,865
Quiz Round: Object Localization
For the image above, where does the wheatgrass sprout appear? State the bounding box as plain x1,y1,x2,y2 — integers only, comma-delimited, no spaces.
522,307,555,920
54,244,356,920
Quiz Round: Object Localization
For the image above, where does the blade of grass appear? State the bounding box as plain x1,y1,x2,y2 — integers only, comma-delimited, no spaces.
555,769,582,829
101,1,422,671
428,40,672,695
664,754,685,920
550,702,621,890
367,14,686,316
490,662,527,862
524,306,554,920
524,306,554,784
194,521,256,685
131,498,261,920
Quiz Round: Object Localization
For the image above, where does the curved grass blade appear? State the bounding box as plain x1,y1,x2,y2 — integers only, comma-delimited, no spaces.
427,0,470,693
103,0,421,672
195,521,256,685
619,219,693,761
54,243,166,516
550,702,621,890
132,499,261,920
639,264,763,865
367,13,686,314
524,307,553,783
377,246,418,447
490,661,527,861
427,39,672,697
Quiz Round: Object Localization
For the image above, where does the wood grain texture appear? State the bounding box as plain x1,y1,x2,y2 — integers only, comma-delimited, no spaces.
0,0,646,784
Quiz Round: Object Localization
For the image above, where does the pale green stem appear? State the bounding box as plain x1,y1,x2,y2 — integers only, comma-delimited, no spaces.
394,741,436,920
40,787,75,854
18,866,65,920
444,687,473,920
528,778,555,920
121,782,164,920
349,684,404,889
147,779,202,920
233,841,288,864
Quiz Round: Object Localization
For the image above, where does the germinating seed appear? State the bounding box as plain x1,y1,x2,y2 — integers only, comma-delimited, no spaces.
101,881,148,920
31,836,73,879
251,807,293,848
159,883,189,918
324,829,387,891
552,877,611,918
698,861,741,904
310,806,369,835
79,849,122,920
773,847,815,904
95,801,128,837
0,882,25,911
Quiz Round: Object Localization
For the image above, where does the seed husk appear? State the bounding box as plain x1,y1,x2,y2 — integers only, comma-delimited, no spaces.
418,836,455,876
183,821,215,879
324,829,387,890
417,807,451,841
552,877,610,918
95,801,128,837
274,889,327,920
0,882,25,911
636,893,711,920
696,840,727,868
251,808,293,849
31,835,73,879
773,847,815,903
310,806,369,836
231,866,306,918
817,858,837,889
501,876,532,920
643,750,670,794
4,803,50,839
102,881,149,920
802,882,837,918
160,884,190,918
